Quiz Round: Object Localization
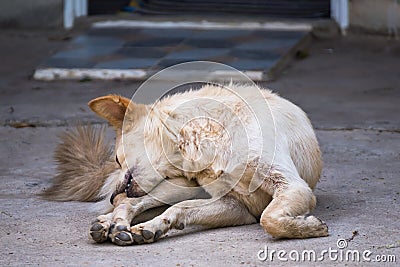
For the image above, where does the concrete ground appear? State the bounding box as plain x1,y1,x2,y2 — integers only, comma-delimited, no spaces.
0,24,399,266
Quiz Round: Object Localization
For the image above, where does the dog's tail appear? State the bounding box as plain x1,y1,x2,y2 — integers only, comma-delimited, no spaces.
41,125,116,202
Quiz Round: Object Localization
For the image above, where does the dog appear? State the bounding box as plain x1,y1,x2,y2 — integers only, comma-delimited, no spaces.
43,83,328,246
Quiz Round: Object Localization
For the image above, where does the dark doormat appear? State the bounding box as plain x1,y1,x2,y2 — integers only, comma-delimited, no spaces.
136,0,330,18
34,21,310,81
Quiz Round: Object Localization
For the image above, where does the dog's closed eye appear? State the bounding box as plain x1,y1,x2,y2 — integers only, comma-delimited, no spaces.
115,155,121,167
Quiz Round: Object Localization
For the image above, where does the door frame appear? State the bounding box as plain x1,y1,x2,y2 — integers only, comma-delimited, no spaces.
331,0,349,34
63,0,87,29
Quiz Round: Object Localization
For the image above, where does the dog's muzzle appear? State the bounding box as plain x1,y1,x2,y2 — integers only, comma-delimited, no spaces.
110,169,147,205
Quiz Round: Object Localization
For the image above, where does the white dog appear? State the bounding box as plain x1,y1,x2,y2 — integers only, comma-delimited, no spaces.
43,83,328,246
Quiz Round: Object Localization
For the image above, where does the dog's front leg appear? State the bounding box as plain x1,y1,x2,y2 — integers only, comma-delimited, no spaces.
89,196,144,244
128,195,257,244
90,177,206,245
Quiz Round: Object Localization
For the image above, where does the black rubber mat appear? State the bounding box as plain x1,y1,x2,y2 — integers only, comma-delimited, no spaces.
136,0,330,18
89,0,131,15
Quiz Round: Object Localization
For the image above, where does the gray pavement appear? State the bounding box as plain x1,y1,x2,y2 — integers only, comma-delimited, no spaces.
0,26,399,266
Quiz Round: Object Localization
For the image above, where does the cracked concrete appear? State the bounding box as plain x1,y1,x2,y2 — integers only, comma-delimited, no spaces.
0,25,399,266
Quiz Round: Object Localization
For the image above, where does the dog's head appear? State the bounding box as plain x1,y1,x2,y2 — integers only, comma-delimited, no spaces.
88,95,152,204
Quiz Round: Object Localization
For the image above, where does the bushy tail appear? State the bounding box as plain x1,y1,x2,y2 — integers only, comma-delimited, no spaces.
41,125,116,202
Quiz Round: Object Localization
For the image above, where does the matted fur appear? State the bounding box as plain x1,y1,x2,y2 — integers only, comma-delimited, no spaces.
41,125,117,202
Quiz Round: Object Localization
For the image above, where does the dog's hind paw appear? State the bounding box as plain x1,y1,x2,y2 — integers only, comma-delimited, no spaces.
308,215,329,237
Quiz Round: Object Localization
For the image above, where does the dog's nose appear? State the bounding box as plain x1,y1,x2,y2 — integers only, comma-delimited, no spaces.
110,169,148,204
124,170,134,194
109,170,133,205
126,173,147,198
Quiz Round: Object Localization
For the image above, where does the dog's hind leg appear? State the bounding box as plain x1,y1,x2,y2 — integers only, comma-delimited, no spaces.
127,195,257,245
259,168,328,239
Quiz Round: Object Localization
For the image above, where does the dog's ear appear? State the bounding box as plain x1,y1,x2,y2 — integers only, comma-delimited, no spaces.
88,95,130,129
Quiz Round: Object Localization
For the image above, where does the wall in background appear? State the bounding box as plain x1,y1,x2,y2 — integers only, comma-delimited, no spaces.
350,0,400,35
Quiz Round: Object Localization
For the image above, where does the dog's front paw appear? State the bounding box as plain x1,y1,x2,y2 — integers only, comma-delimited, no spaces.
89,215,112,243
129,224,164,244
131,224,164,244
128,216,183,244
109,224,135,246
